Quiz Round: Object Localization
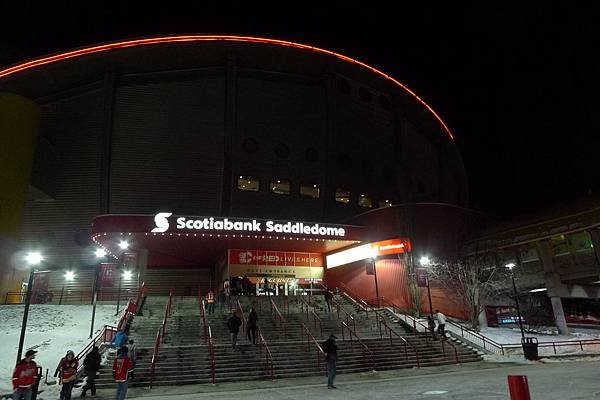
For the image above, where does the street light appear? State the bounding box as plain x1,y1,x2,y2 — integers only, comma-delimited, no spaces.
505,263,525,341
119,240,129,250
419,256,434,319
90,248,106,338
16,252,43,363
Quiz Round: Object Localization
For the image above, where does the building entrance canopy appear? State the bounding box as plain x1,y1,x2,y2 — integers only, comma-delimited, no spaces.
91,214,363,267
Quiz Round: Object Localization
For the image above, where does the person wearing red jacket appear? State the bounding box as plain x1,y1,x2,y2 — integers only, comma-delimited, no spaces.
12,349,39,400
56,350,78,400
112,346,133,400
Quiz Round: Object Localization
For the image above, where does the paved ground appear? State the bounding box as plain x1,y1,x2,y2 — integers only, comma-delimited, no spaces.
100,359,600,399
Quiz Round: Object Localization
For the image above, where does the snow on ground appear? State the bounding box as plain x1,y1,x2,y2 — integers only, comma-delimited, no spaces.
477,325,600,344
0,304,118,396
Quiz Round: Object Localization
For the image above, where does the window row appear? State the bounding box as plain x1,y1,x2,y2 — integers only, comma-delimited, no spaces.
237,175,395,209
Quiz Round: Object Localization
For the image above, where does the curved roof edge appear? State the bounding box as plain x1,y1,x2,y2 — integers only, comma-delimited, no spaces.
0,35,454,140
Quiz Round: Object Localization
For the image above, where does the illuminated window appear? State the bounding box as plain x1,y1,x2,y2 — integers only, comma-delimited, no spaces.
270,179,290,195
237,175,260,192
300,183,320,198
335,188,350,204
358,194,373,208
378,199,394,208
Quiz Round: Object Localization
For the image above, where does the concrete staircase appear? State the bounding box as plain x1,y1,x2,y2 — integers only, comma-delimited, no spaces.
93,293,482,388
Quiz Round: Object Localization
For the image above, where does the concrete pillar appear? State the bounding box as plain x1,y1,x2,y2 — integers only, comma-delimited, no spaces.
538,240,569,334
550,296,569,335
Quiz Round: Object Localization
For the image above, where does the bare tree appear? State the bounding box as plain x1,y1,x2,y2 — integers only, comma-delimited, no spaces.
428,256,501,330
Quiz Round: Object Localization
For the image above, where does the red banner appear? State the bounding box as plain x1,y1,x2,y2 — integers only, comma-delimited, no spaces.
100,263,117,287
229,249,323,267
416,268,429,287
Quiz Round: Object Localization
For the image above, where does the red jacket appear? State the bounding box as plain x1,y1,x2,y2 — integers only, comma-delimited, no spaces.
112,356,133,382
12,360,38,390
58,357,79,383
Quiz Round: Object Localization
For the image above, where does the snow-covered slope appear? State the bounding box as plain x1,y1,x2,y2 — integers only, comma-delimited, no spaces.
1,304,118,394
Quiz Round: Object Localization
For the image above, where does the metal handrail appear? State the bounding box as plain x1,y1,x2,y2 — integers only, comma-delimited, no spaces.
300,322,326,372
297,296,323,338
374,313,420,367
340,321,376,370
133,282,146,311
257,326,275,379
445,319,505,354
236,298,247,332
161,290,173,344
269,298,287,336
383,301,460,363
199,292,208,343
75,325,117,373
331,296,357,332
208,326,216,384
149,327,162,388
339,283,369,317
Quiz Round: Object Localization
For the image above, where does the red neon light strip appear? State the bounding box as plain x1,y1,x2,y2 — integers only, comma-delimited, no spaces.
0,35,454,140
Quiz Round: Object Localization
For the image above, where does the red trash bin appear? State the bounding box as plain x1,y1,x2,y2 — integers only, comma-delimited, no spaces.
508,375,531,400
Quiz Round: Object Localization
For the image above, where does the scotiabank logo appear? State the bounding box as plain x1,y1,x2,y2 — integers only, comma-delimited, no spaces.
151,212,172,233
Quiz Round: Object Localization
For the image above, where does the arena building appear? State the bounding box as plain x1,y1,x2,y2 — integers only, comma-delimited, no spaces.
5,36,598,332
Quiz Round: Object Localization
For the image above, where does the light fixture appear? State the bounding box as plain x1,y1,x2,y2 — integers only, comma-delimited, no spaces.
419,256,431,266
529,288,547,293
95,248,107,258
505,262,516,270
65,271,75,281
123,270,133,280
119,240,129,250
25,252,43,265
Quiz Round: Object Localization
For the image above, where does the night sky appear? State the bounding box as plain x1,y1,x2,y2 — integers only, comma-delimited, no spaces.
2,3,598,216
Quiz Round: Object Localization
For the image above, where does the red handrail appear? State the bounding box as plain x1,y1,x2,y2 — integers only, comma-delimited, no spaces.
149,327,162,388
198,290,216,384
161,290,173,344
133,282,146,312
340,321,376,370
257,326,275,379
338,283,369,317
207,326,216,384
297,296,323,338
374,313,420,368
76,325,118,373
199,290,208,343
269,298,287,337
331,296,357,332
300,322,326,372
236,298,247,331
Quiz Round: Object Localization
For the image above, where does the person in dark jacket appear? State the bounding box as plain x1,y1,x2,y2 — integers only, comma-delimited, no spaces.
227,311,242,351
81,346,101,397
321,334,338,389
247,307,258,344
427,314,437,340
12,349,39,400
324,290,333,312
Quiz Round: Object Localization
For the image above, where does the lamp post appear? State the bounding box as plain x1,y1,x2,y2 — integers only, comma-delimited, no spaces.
16,252,43,364
90,248,107,339
505,263,526,341
419,256,434,319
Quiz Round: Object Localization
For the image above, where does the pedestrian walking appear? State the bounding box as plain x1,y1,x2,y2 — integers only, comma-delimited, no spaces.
217,290,226,314
127,340,136,379
206,290,215,315
435,310,448,339
111,330,128,350
81,346,101,398
427,314,437,340
321,334,338,389
247,307,258,345
56,350,78,400
112,347,133,400
12,349,38,400
227,311,242,351
324,290,333,312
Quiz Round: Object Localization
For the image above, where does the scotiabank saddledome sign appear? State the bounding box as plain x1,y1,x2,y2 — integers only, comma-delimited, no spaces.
151,212,348,238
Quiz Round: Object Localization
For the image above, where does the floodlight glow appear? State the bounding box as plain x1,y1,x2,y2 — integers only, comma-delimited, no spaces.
119,241,129,249
419,256,431,266
65,271,75,281
505,263,516,270
95,248,107,258
123,270,133,280
25,252,43,265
